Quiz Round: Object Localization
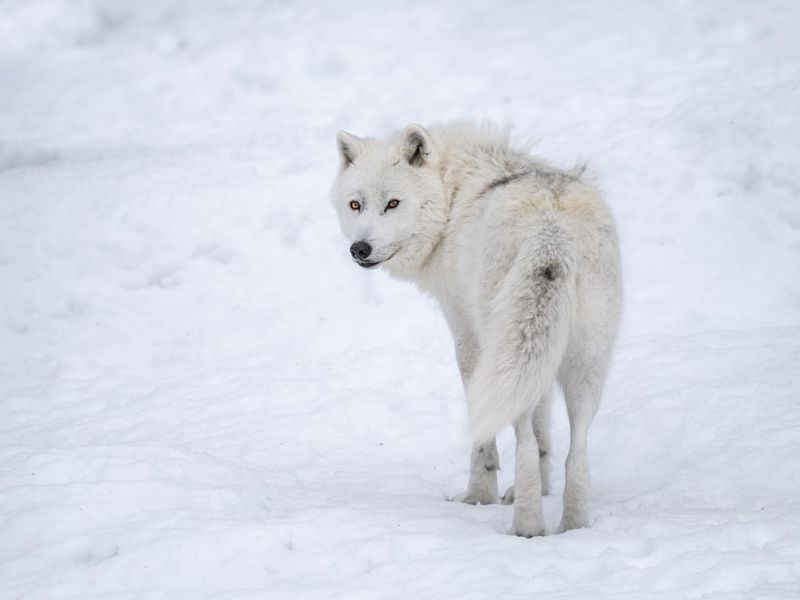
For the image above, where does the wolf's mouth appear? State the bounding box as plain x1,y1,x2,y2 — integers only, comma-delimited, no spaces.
353,247,400,269
356,260,381,269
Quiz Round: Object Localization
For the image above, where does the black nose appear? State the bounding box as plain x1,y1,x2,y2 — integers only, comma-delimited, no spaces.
350,241,372,261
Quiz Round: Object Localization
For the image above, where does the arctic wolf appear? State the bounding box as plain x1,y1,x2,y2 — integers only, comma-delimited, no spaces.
330,122,621,536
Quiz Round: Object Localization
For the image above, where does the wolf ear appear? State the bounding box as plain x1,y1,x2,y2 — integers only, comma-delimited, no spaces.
401,124,436,167
336,131,363,170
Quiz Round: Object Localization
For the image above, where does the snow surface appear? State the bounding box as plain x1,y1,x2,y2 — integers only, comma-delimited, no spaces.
1,1,800,598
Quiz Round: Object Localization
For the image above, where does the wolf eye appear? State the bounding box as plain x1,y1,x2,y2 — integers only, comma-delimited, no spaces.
385,199,400,210
349,200,361,211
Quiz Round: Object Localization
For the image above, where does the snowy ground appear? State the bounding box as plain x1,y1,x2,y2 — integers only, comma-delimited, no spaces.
2,1,800,598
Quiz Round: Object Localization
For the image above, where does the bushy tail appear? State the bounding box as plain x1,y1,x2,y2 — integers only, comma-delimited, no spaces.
467,221,577,442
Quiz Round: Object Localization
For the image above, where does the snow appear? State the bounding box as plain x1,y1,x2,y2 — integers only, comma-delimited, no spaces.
1,0,799,598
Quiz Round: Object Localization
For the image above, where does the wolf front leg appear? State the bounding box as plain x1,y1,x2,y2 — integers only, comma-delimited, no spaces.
452,440,500,504
510,409,545,537
451,330,500,505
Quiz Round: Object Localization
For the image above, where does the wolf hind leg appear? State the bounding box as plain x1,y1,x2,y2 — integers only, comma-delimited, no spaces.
502,390,553,504
510,409,545,537
451,439,500,505
534,390,553,496
558,345,611,532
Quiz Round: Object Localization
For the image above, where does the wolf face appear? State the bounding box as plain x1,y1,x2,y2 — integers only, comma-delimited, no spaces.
329,124,447,279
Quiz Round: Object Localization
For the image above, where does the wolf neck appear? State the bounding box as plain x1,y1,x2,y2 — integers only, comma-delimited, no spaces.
383,171,460,293
383,157,461,286
385,123,527,290
383,189,450,285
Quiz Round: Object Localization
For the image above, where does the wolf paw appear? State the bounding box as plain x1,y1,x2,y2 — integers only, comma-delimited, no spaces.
510,518,545,538
557,512,589,533
450,489,499,505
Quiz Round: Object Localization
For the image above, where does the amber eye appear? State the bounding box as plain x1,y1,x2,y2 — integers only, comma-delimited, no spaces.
386,199,400,210
349,200,361,211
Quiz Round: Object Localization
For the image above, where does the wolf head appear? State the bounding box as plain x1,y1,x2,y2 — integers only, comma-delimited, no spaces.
329,124,448,280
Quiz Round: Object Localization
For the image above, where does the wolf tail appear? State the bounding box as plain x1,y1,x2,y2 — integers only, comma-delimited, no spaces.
467,218,577,442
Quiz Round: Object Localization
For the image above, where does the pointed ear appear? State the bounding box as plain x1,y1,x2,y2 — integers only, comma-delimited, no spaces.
336,131,363,170
401,124,436,167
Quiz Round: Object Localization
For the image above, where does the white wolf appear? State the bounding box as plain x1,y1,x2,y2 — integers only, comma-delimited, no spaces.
330,122,621,537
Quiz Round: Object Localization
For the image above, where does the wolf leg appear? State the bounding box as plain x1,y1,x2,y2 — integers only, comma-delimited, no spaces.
510,409,545,537
452,439,499,504
558,351,608,532
449,328,500,505
502,391,553,504
534,391,553,496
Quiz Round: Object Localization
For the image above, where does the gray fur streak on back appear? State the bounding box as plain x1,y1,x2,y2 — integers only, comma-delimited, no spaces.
487,170,535,191
481,164,583,202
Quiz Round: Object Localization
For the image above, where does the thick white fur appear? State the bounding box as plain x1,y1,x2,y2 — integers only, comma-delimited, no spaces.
330,122,621,536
